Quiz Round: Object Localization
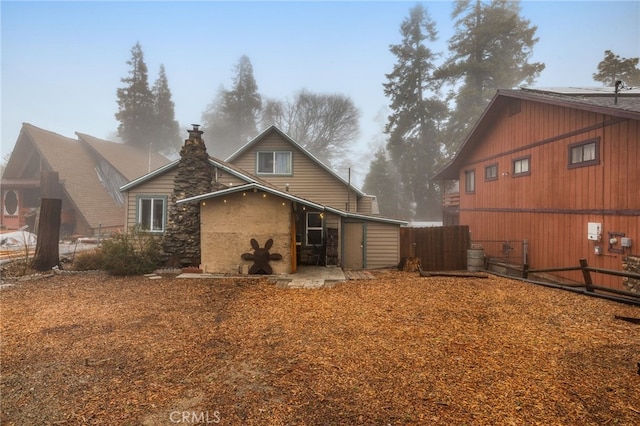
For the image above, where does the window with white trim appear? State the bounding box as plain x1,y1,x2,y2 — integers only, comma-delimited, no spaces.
512,156,530,176
306,212,323,246
257,151,292,175
3,190,19,216
138,196,166,232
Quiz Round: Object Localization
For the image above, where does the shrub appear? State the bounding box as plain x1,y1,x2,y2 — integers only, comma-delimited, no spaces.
72,249,105,271
99,227,162,276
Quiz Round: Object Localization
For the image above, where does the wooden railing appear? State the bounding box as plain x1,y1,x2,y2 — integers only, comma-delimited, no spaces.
523,258,640,301
442,193,460,207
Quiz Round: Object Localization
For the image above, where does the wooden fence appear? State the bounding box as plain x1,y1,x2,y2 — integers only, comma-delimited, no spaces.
399,225,470,271
522,259,640,303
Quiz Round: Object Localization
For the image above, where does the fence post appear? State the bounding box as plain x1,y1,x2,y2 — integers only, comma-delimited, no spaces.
579,258,593,292
522,263,529,279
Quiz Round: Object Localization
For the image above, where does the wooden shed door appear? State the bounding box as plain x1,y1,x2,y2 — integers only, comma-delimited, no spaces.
343,222,364,270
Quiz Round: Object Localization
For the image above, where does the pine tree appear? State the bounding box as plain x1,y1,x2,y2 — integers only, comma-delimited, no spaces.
362,147,405,217
437,0,544,154
593,50,640,86
202,55,262,158
383,4,448,220
151,64,181,155
115,42,155,150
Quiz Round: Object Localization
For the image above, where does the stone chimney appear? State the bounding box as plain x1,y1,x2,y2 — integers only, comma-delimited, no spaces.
162,124,213,267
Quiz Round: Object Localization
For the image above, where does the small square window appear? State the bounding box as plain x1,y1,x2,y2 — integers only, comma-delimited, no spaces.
512,156,530,176
257,151,292,174
485,164,498,181
568,138,600,169
464,169,475,193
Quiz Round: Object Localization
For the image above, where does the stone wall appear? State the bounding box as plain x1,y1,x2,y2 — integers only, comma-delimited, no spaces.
622,255,640,293
162,125,213,266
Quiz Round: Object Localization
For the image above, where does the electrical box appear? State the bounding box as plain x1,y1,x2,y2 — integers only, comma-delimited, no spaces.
621,237,632,248
587,222,601,241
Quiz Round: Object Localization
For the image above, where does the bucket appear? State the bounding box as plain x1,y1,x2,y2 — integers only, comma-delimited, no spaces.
467,247,485,271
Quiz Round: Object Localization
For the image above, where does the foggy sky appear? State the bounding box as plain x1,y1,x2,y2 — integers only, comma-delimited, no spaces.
2,1,639,185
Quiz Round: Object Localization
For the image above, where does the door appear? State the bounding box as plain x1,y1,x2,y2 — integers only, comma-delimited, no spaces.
343,222,364,270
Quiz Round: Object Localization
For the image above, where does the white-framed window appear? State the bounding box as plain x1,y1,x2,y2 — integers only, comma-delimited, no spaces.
568,138,599,168
137,196,166,232
306,212,323,246
513,156,530,176
257,151,292,175
3,190,19,216
464,169,475,193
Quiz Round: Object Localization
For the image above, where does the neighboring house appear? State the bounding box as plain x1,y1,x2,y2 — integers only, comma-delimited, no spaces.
1,123,170,236
434,87,640,290
121,125,407,273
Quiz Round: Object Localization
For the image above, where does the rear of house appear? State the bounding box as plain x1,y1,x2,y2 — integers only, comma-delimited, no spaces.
226,126,403,272
435,87,640,291
122,125,406,273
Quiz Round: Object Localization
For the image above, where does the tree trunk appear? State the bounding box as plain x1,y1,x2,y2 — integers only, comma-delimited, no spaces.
31,198,62,271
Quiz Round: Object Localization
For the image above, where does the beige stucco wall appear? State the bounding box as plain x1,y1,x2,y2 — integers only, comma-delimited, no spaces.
200,190,292,274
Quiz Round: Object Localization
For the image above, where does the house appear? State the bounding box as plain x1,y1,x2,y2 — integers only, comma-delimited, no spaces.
1,123,170,236
434,87,640,291
121,125,407,273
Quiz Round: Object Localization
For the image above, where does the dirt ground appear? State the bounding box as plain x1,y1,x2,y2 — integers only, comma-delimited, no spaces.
1,270,639,425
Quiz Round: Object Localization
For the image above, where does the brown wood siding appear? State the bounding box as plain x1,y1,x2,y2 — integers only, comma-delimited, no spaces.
458,99,640,290
231,133,361,212
365,221,400,269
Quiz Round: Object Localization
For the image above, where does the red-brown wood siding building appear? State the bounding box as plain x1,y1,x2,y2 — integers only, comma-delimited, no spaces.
434,87,640,290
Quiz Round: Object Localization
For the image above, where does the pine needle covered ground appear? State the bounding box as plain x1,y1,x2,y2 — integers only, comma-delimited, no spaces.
1,270,639,425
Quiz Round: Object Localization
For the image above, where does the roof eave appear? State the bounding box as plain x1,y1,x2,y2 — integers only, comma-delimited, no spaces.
176,182,326,211
119,159,180,191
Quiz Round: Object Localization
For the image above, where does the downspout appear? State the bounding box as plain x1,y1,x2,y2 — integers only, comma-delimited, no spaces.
347,167,351,212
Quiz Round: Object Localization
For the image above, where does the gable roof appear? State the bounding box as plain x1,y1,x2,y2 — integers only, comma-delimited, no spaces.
120,155,259,191
433,87,640,180
226,125,366,197
76,132,170,181
177,182,408,226
4,123,125,228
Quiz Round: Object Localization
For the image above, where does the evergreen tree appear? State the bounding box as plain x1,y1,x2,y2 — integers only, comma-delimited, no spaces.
383,4,448,220
151,64,181,155
202,55,262,158
436,0,544,154
362,147,406,217
115,42,155,150
593,50,640,86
